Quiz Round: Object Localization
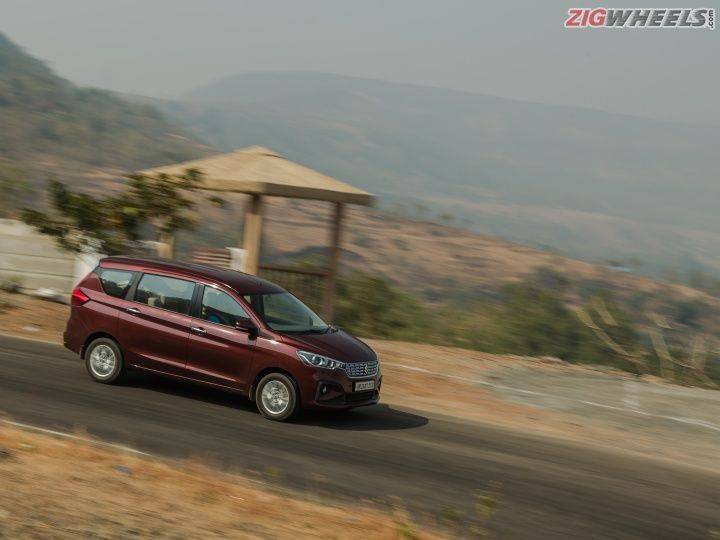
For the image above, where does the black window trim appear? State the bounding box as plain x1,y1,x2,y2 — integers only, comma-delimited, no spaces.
123,270,143,301
189,282,203,318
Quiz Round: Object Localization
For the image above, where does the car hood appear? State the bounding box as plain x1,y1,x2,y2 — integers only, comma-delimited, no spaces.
279,330,376,364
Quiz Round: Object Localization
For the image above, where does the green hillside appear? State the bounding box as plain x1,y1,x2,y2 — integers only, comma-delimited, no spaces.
0,33,207,181
160,72,720,278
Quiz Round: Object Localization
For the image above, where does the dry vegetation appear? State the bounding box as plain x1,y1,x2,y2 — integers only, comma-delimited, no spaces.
257,198,715,304
0,424,443,539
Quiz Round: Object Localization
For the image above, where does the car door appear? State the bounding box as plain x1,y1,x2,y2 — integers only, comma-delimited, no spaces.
117,272,196,376
88,267,139,333
186,284,256,389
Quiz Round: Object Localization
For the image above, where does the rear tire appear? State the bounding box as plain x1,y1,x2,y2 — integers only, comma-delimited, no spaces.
256,373,299,422
85,338,124,384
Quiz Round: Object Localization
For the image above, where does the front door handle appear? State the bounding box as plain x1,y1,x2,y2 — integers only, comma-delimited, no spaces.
125,307,141,315
190,326,206,335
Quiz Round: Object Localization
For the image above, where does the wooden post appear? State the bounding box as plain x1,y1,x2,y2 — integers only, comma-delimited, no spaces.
158,231,174,259
242,194,264,275
322,202,344,322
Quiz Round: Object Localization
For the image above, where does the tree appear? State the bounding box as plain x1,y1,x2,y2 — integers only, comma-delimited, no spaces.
123,169,214,255
21,169,215,255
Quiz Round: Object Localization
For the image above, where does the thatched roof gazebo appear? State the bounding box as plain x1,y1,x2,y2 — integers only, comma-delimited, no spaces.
141,146,374,320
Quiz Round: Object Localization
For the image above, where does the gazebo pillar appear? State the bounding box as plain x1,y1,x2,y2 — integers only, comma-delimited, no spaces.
157,231,175,259
322,202,344,322
242,194,264,275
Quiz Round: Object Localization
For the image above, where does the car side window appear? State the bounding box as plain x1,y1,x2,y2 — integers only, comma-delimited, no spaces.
98,269,135,299
134,274,195,315
201,287,249,327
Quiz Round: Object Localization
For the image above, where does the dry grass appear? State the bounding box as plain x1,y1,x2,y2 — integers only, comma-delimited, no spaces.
0,424,444,539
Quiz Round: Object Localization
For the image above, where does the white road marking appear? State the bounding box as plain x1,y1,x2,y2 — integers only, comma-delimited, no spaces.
0,418,152,456
387,363,720,434
623,380,641,410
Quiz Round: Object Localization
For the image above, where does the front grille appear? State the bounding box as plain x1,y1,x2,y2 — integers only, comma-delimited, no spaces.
345,390,376,404
343,360,379,378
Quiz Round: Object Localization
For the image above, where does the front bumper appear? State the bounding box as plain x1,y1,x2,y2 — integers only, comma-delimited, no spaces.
313,380,382,409
301,364,382,408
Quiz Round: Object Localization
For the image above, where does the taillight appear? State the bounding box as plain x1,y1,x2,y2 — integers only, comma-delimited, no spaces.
71,287,90,306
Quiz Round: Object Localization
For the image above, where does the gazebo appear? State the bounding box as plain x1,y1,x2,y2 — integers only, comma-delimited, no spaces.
140,146,374,321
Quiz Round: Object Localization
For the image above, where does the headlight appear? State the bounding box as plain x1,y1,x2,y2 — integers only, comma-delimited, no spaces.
297,351,345,370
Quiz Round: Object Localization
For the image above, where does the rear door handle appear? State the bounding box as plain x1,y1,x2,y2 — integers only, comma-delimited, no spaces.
190,326,206,335
125,307,141,314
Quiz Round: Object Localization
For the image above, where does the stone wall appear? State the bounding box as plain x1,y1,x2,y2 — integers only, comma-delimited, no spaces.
0,219,75,293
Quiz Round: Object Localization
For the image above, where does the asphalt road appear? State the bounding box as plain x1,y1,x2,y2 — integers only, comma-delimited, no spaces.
1,335,718,539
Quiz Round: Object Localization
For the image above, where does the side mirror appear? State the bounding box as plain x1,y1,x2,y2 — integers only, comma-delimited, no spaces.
235,317,259,337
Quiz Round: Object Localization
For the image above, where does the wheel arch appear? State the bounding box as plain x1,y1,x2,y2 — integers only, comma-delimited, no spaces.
81,332,120,358
248,367,300,403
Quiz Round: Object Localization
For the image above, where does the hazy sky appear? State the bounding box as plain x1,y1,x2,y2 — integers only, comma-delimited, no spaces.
2,0,718,125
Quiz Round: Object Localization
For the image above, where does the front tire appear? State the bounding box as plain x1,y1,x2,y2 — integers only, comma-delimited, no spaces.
256,373,299,422
85,338,124,384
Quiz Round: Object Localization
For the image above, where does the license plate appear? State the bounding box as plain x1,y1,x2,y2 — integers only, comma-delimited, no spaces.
354,380,375,392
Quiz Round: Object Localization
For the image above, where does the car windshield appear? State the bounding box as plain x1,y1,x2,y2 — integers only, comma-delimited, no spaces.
245,292,329,333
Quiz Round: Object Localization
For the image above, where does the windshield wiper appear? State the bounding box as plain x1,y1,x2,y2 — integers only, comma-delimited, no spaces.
278,325,336,334
302,326,338,334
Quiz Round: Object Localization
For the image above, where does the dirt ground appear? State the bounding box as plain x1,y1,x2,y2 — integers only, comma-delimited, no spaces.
0,424,446,539
2,290,719,471
0,290,68,343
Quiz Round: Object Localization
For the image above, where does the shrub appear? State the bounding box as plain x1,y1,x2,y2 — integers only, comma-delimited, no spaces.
488,283,590,360
335,274,430,340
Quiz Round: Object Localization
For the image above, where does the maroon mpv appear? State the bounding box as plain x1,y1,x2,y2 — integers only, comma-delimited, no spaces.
64,257,381,421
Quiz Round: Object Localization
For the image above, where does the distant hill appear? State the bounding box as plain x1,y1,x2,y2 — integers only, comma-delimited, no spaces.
158,71,720,277
0,32,208,184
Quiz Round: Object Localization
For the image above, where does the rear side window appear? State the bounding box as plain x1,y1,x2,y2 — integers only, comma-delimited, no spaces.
134,274,195,315
97,269,135,299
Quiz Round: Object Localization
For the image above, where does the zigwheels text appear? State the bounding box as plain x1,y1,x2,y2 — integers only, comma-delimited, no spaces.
565,8,715,28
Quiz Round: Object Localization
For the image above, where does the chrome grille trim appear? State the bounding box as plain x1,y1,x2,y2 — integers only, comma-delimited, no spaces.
343,360,379,379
